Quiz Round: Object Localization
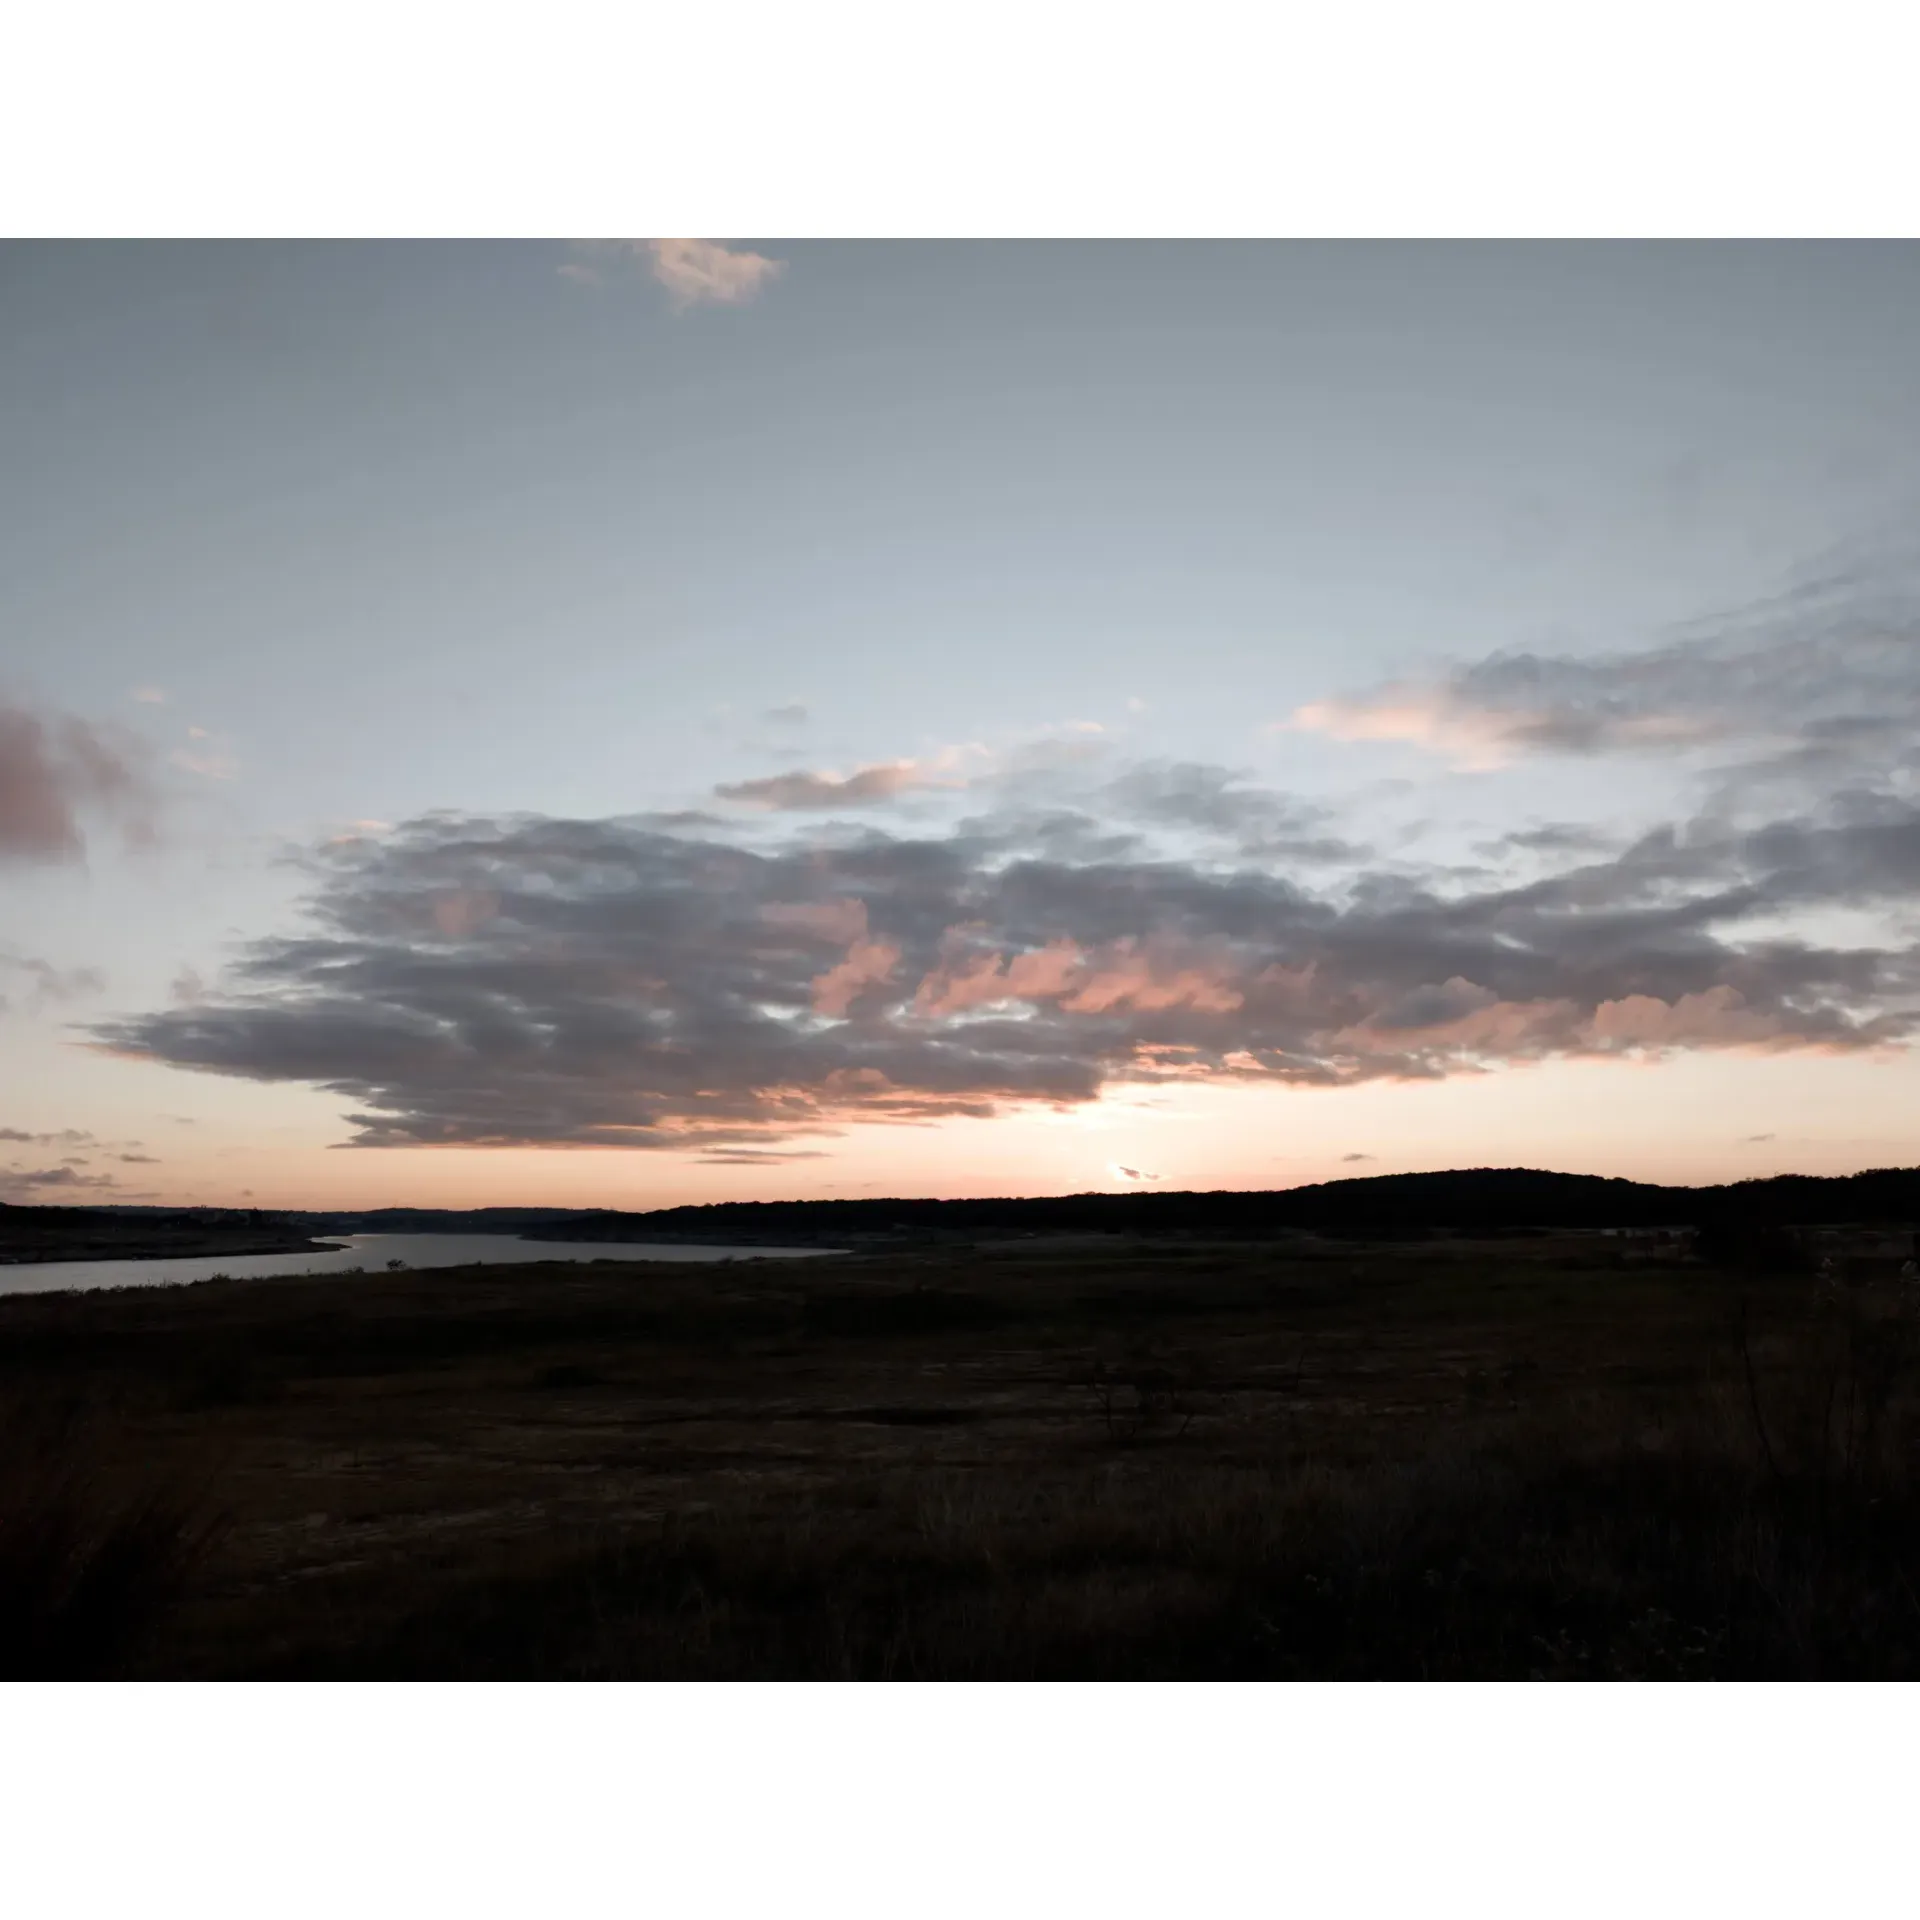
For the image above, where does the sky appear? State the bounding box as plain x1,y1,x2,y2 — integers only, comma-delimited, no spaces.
5,238,1920,1210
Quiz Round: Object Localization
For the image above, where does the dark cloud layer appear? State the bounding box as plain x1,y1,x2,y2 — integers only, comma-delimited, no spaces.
90,754,1920,1150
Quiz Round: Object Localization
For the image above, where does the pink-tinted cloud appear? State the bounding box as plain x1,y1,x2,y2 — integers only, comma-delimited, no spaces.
812,935,901,1017
1583,986,1787,1051
1060,941,1247,1016
913,937,1087,1015
1286,687,1719,771
645,239,785,307
913,933,1248,1019
0,702,156,863
717,761,943,810
570,239,786,308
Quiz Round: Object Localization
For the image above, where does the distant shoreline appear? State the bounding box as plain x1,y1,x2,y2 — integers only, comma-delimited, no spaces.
0,1232,343,1268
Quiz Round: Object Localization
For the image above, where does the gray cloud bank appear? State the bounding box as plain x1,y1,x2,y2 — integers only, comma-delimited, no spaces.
81,548,1920,1155
90,764,1920,1150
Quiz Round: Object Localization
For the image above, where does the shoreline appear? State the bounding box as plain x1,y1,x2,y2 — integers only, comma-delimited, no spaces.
0,1235,345,1268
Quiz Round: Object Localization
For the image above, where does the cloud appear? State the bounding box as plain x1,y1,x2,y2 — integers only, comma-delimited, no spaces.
1742,1133,1775,1143
130,687,168,706
0,953,107,1013
85,757,1920,1153
1286,688,1720,771
763,705,810,726
0,1164,119,1201
715,761,948,811
1112,1164,1161,1182
568,239,786,308
645,239,785,307
695,1149,832,1166
1340,1153,1375,1162
0,1128,97,1147
117,1153,160,1164
0,701,157,863
1478,823,1623,860
1093,761,1366,863
169,725,239,781
1284,541,1920,795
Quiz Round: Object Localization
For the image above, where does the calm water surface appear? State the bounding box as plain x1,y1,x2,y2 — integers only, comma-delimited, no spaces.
0,1233,843,1297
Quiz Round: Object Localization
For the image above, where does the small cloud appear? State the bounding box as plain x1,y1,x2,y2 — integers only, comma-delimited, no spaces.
568,239,786,309
645,239,785,308
763,704,810,726
0,1164,118,1200
169,726,239,781
1340,1152,1376,1163
695,1149,831,1165
716,761,947,811
117,1153,160,1164
0,1128,96,1146
1112,1164,1161,1182
171,966,207,1006
130,687,168,706
1126,697,1148,714
1741,1132,1776,1143
556,260,602,286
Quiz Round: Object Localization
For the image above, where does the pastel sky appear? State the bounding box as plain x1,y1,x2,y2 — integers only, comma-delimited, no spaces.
6,239,1920,1209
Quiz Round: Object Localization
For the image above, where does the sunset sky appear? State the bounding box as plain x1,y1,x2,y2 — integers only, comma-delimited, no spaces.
6,238,1920,1210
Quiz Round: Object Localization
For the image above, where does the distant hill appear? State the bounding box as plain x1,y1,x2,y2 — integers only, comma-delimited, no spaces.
526,1165,1920,1244
0,1202,338,1265
59,1166,1920,1250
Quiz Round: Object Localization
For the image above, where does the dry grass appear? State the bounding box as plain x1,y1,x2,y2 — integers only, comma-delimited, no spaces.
5,1235,1919,1677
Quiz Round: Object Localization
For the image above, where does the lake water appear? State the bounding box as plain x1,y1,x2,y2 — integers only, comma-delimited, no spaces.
0,1232,844,1298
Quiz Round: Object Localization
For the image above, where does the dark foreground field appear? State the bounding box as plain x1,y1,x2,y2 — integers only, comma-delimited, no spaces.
6,1234,1920,1678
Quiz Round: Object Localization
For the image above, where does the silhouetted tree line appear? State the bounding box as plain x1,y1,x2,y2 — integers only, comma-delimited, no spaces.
534,1166,1920,1243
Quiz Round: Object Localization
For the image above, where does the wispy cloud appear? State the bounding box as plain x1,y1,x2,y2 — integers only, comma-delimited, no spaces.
1284,542,1920,796
0,953,107,1013
1340,1152,1375,1162
1112,1164,1161,1182
716,760,950,811
130,686,168,706
0,701,157,864
566,239,786,308
170,725,239,781
0,1164,119,1201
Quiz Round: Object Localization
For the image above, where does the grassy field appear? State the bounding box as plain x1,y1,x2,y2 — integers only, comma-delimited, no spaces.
5,1232,1920,1678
